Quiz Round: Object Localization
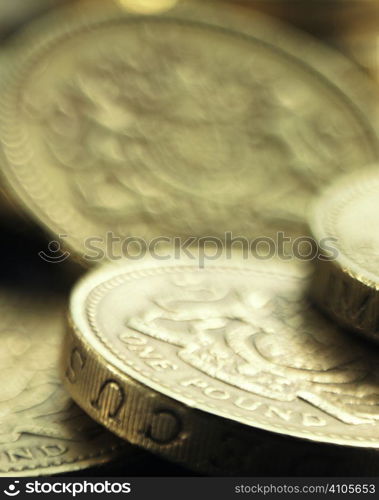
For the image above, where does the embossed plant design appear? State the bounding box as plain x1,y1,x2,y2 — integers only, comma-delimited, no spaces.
129,276,379,425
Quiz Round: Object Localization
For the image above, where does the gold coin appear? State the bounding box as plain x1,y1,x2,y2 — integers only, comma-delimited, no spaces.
336,28,379,84
1,1,379,262
0,288,128,477
63,256,379,474
310,167,379,342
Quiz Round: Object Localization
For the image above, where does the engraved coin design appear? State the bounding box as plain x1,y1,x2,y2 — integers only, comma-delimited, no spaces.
64,257,379,473
310,167,379,342
0,289,126,477
1,0,379,258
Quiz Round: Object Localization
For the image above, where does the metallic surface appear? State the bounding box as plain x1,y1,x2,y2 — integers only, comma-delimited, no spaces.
0,1,379,260
0,288,127,477
63,257,379,474
310,167,379,342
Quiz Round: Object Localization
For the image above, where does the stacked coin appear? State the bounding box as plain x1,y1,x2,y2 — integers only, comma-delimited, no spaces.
0,0,379,478
310,169,379,343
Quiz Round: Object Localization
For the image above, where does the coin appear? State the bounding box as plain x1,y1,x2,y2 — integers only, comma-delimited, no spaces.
0,289,128,477
63,256,379,475
310,167,379,343
1,0,379,262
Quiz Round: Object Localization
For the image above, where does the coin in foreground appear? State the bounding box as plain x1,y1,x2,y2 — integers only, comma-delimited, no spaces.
63,257,379,474
0,290,126,477
1,0,379,261
310,167,379,343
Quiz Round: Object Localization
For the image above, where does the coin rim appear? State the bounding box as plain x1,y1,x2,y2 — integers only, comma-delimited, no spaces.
310,166,379,289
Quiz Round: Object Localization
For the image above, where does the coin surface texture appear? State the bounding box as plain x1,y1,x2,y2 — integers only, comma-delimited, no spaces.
310,167,379,342
64,257,379,474
0,289,126,477
1,0,379,260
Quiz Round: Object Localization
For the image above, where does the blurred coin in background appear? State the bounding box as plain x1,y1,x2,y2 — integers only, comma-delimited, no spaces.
0,0,379,263
0,289,129,477
0,0,73,218
233,1,379,82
